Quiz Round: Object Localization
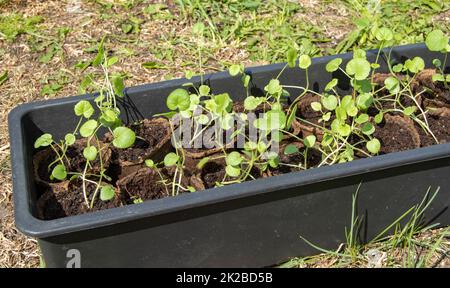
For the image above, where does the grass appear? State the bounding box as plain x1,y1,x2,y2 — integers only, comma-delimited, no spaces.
280,187,450,268
0,0,448,267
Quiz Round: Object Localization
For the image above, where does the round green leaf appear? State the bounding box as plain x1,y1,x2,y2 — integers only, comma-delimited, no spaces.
356,93,373,110
74,100,94,118
112,126,136,149
244,96,264,111
265,79,282,95
284,144,299,155
80,119,98,137
366,138,381,154
83,146,98,161
192,22,205,36
167,88,190,111
286,48,297,68
404,57,425,74
311,101,322,112
51,164,67,180
34,133,53,148
299,55,311,69
321,95,338,111
375,27,393,41
229,64,242,76
226,151,243,166
225,165,241,177
374,111,384,124
326,58,342,72
346,58,371,80
361,122,375,135
65,133,76,146
145,159,155,168
425,29,447,52
100,185,115,201
325,78,338,91
403,106,417,116
304,135,316,148
384,76,400,94
164,152,180,167
199,85,210,96
355,113,369,124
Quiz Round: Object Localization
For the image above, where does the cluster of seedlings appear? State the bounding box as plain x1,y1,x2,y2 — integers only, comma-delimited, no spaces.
33,29,449,220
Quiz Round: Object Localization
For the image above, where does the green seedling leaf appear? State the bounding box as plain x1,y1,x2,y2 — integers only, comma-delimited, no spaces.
242,74,251,88
346,58,371,80
425,29,447,52
51,164,67,180
167,88,190,111
145,159,155,168
356,93,373,110
226,151,243,166
112,126,135,149
374,27,393,41
374,111,384,124
196,114,209,125
65,133,76,146
392,64,403,73
199,85,210,96
353,49,366,59
322,112,331,122
83,146,98,161
331,119,351,137
100,185,115,201
80,120,98,137
298,55,311,69
346,104,358,117
304,135,316,148
384,76,400,94
225,165,241,177
286,104,298,130
355,113,369,124
229,64,242,76
403,106,417,116
286,48,297,68
284,144,299,155
164,152,179,167
366,138,381,154
111,74,125,98
326,58,342,72
265,79,282,95
244,96,264,110
432,59,442,68
74,100,94,118
321,95,338,111
325,78,338,91
311,102,322,112
361,122,375,135
196,157,210,169
34,133,53,148
432,73,445,82
404,57,425,74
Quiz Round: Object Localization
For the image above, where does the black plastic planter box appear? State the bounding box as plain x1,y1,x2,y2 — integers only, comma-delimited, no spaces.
9,43,450,268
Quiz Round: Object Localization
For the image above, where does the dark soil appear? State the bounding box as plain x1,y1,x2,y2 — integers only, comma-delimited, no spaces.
117,168,170,203
37,179,122,220
33,70,449,220
374,114,421,154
